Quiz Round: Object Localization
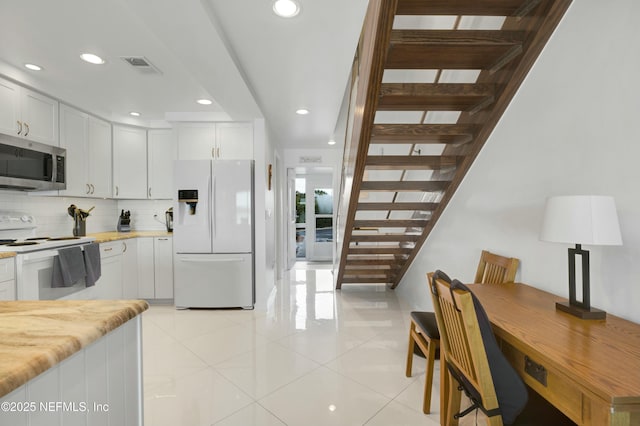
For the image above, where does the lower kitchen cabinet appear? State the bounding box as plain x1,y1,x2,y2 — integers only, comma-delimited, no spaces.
96,241,124,299
122,239,138,299
0,258,16,301
137,237,173,300
0,317,143,426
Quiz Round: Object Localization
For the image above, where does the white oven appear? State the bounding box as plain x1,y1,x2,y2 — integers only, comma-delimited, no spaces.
16,246,92,300
0,211,96,300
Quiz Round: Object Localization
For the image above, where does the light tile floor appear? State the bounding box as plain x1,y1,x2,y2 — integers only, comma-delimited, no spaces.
142,262,448,426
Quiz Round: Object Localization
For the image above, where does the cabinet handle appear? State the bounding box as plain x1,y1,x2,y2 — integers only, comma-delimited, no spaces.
91,184,95,194
86,184,91,194
148,187,152,198
115,186,119,196
16,120,22,135
122,242,127,253
104,247,113,252
24,123,29,136
158,238,169,241
211,147,215,158
217,147,220,158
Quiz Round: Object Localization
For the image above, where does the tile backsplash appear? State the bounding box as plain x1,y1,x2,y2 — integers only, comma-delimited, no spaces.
0,191,173,235
0,190,117,236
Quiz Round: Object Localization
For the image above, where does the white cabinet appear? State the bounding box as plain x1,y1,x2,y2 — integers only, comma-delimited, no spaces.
176,122,252,160
154,237,174,299
113,125,147,199
147,129,176,199
0,77,58,145
122,239,138,299
59,104,112,197
0,258,16,301
137,237,173,300
96,241,124,299
216,122,253,159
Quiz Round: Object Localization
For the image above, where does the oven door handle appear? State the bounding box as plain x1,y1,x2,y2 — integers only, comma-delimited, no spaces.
19,249,69,262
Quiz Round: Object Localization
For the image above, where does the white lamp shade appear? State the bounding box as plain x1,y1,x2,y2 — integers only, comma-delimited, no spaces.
540,195,622,246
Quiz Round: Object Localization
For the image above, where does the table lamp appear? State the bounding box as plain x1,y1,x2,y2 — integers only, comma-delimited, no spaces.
540,195,622,320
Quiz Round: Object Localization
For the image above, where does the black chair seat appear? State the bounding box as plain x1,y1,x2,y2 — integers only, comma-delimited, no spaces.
410,311,440,339
410,311,440,359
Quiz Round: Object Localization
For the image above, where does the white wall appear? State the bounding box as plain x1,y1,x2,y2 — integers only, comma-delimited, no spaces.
116,200,173,231
397,0,640,324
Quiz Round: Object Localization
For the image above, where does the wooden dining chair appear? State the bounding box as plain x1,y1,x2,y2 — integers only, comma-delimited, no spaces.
430,276,574,425
474,250,519,284
405,251,519,414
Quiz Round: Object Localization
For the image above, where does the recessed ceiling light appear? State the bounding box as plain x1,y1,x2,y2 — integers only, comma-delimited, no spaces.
129,112,141,117
24,63,43,71
296,108,309,115
273,0,300,18
80,53,105,65
328,139,336,145
197,99,213,105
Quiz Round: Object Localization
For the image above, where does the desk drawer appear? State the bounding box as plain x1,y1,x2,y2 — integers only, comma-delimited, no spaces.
500,340,583,423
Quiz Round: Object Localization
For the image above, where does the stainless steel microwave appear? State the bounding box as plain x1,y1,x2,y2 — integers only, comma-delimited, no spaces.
0,133,66,191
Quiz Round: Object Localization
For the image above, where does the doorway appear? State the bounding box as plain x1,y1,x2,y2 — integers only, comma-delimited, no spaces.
288,170,334,264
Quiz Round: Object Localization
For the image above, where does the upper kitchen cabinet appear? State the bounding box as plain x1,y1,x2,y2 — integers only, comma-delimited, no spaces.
176,122,252,160
59,104,112,198
113,125,147,199
147,129,177,199
0,77,58,145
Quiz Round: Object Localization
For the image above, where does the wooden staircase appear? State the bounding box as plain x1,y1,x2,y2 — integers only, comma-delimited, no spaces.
335,0,572,289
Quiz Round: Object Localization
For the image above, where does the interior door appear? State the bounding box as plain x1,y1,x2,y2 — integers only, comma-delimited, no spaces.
287,168,297,269
306,173,333,261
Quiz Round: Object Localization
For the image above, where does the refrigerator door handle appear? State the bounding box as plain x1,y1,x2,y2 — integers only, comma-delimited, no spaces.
212,175,216,240
179,256,245,263
207,173,212,239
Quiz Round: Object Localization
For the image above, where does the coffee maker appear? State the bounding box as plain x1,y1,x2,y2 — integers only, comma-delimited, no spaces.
165,208,173,232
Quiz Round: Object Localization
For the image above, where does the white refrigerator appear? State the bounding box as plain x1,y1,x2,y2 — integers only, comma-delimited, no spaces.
173,160,254,309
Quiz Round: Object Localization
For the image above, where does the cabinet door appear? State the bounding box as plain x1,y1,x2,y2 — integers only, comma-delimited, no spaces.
20,87,59,145
0,77,20,137
216,122,253,159
176,123,216,160
113,125,147,199
0,280,15,301
137,238,155,299
154,237,174,299
98,245,123,299
59,104,89,197
88,116,112,198
122,239,138,299
148,129,176,199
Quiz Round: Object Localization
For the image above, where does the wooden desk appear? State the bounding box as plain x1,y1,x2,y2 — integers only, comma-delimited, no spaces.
466,283,640,426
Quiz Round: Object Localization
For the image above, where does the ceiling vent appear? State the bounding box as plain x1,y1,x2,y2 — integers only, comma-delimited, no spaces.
120,56,162,75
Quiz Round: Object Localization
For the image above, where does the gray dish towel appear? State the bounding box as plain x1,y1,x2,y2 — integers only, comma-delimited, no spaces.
83,242,101,287
52,246,87,288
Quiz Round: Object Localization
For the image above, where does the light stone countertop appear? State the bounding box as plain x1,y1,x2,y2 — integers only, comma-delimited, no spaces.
89,230,173,243
0,299,148,398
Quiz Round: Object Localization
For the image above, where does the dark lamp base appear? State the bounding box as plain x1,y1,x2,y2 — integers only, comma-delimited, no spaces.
556,301,606,320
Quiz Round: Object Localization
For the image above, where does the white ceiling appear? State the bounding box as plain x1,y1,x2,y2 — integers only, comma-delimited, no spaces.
0,0,368,149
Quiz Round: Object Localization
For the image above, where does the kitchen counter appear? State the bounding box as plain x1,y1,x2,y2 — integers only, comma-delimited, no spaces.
0,299,148,398
0,252,16,259
89,230,172,243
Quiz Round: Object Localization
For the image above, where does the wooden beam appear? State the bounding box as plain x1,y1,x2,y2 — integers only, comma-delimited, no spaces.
370,124,475,144
354,219,429,228
386,30,525,70
395,0,525,16
351,234,419,242
378,83,495,111
389,30,526,46
348,247,412,255
366,155,460,170
357,202,438,211
360,180,449,191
